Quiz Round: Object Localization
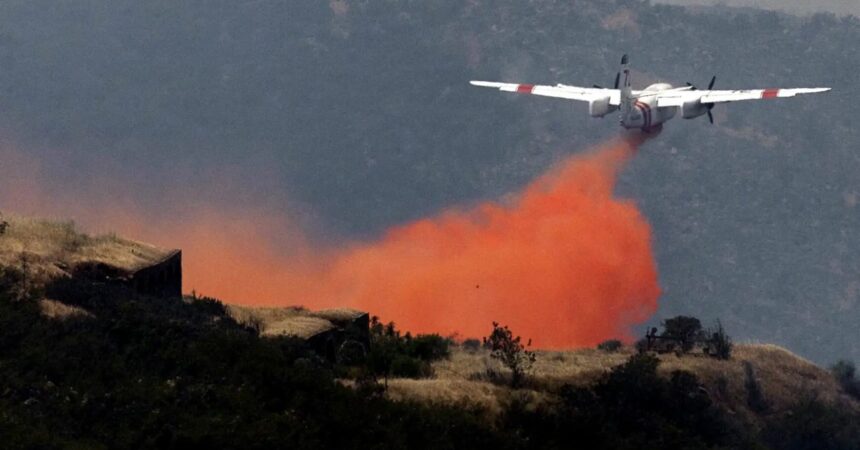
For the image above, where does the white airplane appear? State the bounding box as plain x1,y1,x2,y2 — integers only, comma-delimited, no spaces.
470,55,830,131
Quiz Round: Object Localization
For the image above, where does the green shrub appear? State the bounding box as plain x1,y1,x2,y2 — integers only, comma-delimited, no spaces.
408,334,451,362
461,338,481,352
366,317,443,380
391,354,433,378
830,359,860,400
597,339,623,352
744,361,770,413
0,279,507,449
763,395,860,450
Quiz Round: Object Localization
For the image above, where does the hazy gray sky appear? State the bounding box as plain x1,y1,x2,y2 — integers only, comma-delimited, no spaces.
654,0,860,16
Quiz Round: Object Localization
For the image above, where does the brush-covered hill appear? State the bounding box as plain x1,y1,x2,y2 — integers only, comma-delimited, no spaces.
3,216,860,448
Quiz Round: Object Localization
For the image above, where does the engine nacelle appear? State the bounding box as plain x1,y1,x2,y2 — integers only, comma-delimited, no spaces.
681,100,709,119
589,97,618,118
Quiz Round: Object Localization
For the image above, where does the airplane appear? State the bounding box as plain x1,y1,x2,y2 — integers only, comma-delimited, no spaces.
470,55,830,131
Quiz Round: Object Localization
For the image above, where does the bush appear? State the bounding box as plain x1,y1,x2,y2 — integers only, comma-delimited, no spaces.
744,361,770,413
0,279,507,449
390,354,433,378
408,334,451,361
483,322,536,388
597,339,623,352
542,353,745,449
461,338,481,352
830,359,860,400
763,395,860,450
366,317,444,380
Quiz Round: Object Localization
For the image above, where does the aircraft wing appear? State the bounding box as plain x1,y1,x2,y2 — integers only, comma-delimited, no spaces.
470,81,626,105
656,88,830,107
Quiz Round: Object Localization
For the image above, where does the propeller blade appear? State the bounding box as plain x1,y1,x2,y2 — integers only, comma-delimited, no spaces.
708,76,717,90
621,54,629,65
708,110,714,124
593,84,604,89
614,72,621,89
686,82,697,91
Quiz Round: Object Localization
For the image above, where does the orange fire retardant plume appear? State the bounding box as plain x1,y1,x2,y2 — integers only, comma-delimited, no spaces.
289,134,660,346
0,134,660,347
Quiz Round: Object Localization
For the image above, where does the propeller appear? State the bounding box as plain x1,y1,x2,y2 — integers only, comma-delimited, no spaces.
706,76,716,124
686,76,718,124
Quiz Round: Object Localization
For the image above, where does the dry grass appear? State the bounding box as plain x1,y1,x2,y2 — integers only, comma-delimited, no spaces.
0,214,174,285
226,305,365,339
313,308,366,323
386,378,547,417
38,298,94,320
385,344,858,419
226,305,308,325
261,316,335,338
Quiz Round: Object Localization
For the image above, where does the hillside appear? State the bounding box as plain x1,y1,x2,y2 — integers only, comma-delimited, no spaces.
654,0,860,17
389,344,858,423
0,214,174,282
1,218,860,448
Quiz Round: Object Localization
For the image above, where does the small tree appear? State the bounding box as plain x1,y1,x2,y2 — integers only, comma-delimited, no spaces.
705,321,733,360
662,316,703,353
483,322,536,388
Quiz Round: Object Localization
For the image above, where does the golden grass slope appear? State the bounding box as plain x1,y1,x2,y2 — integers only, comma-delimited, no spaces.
386,344,858,420
226,305,366,339
0,214,174,283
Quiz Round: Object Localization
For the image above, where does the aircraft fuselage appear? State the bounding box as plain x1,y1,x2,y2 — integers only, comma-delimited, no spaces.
621,83,677,130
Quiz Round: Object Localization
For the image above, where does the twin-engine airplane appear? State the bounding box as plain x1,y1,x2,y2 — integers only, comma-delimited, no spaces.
470,55,830,131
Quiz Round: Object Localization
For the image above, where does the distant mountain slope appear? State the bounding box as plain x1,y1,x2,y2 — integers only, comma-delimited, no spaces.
654,0,860,17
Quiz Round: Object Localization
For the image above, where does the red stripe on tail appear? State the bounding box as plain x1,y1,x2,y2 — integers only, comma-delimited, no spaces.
636,101,652,128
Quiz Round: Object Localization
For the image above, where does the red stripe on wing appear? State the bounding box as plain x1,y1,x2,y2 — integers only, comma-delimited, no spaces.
516,84,535,94
762,89,780,99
